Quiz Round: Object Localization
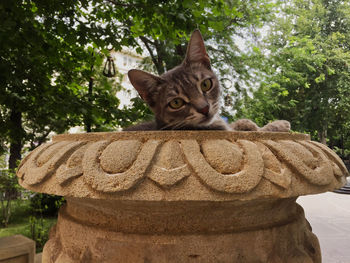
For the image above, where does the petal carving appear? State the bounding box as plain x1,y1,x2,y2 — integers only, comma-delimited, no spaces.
19,141,85,185
56,143,89,185
16,131,347,199
201,140,243,174
181,139,264,193
147,140,191,187
82,140,160,192
17,142,55,179
36,142,69,167
100,140,142,173
309,141,349,177
256,142,291,189
262,140,333,185
263,168,292,189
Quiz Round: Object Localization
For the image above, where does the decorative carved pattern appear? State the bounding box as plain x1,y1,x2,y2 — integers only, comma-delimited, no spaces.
309,141,348,177
147,140,191,187
18,141,85,185
17,132,348,195
82,140,160,192
262,140,334,186
56,143,89,185
255,141,292,189
181,139,264,193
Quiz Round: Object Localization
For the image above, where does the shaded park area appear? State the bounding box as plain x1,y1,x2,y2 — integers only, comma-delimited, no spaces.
1,0,350,260
0,170,62,252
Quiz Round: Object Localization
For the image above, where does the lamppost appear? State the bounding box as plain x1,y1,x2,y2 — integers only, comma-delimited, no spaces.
86,53,116,132
103,56,116,78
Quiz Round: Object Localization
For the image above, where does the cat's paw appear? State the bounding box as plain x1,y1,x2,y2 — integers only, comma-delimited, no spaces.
260,120,291,132
230,119,259,131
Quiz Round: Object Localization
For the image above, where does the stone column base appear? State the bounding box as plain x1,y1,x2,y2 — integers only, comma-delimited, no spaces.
42,198,320,263
18,131,348,263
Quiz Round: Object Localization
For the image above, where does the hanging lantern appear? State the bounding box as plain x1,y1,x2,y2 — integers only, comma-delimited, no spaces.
103,56,116,78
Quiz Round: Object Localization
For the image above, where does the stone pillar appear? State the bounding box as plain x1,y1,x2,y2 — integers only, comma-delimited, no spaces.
17,131,348,263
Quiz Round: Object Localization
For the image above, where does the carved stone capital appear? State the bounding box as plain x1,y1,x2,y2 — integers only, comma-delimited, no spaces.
18,131,347,200
17,131,348,263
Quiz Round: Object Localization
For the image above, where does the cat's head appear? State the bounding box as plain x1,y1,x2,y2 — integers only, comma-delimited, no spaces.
128,30,220,130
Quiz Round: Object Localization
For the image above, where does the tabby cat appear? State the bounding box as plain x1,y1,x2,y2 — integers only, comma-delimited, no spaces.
124,30,290,132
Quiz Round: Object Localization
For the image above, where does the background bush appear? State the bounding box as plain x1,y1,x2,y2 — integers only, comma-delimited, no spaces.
29,194,65,217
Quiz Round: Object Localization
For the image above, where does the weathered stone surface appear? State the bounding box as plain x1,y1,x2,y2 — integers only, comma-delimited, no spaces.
0,235,35,263
16,131,348,263
17,131,347,200
42,197,321,263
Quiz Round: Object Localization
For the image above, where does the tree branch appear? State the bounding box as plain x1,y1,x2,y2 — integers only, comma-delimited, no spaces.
154,40,166,74
139,36,164,74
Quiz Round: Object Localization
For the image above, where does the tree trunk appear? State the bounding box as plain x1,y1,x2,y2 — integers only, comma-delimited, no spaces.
0,195,13,228
5,108,22,227
85,76,93,133
175,44,185,58
139,37,165,75
8,109,22,169
154,40,166,74
341,133,345,157
318,127,327,145
4,200,11,227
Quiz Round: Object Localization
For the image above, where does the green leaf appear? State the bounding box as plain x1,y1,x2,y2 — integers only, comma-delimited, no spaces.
315,73,325,83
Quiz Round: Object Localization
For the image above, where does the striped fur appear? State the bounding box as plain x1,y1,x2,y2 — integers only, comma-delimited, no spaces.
125,30,229,131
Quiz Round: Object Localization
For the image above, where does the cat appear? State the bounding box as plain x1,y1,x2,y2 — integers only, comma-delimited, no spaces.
124,30,290,132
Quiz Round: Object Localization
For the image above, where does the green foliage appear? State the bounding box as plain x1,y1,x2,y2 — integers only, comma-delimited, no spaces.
0,169,21,227
98,0,278,127
333,146,350,160
118,97,154,128
0,199,57,253
236,0,350,152
5,0,348,170
29,193,65,217
29,215,52,252
0,155,6,169
1,0,277,168
0,199,32,227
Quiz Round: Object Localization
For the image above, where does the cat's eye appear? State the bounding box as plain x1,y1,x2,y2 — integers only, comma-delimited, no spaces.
169,98,185,109
201,79,212,92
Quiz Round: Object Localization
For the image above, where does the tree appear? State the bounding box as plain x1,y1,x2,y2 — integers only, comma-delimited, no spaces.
237,0,350,150
1,0,277,170
0,1,124,169
0,169,20,227
97,0,277,123
100,0,274,73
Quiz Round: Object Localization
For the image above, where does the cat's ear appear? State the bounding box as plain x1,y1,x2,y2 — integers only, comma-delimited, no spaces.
128,69,162,105
184,30,210,67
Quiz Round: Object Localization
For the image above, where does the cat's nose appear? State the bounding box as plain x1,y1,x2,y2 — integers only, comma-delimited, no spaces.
198,105,209,116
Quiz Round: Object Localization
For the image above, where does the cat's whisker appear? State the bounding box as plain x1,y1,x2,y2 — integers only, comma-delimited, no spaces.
160,119,185,130
172,121,187,130
160,123,174,130
172,122,184,129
